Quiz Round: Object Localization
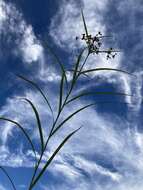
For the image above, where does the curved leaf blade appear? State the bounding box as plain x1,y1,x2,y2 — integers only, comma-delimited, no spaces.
16,75,54,122
42,42,68,87
63,48,87,107
21,98,44,152
81,10,89,39
80,68,135,76
0,117,37,164
51,103,94,136
78,53,90,76
31,127,81,188
51,101,130,137
0,166,17,190
58,72,65,113
66,91,132,105
71,48,86,88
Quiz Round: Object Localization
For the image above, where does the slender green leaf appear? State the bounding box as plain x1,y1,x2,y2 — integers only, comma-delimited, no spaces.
80,68,135,76
78,53,90,76
31,127,81,188
82,73,91,78
51,103,94,137
42,42,68,86
0,166,17,190
0,117,37,163
81,10,92,54
58,72,65,113
51,100,130,137
69,68,135,77
21,98,44,152
66,91,132,105
71,48,86,89
62,48,87,107
68,69,91,79
81,9,89,38
16,75,54,122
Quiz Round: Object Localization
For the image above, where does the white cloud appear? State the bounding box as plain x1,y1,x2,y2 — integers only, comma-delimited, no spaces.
49,0,123,83
58,155,122,182
50,0,107,51
20,25,43,63
0,0,65,85
0,0,63,84
0,1,6,23
0,184,6,190
0,145,34,168
1,122,13,145
0,0,43,64
49,0,143,112
0,86,143,189
0,89,56,146
0,0,143,190
38,54,61,82
40,102,143,189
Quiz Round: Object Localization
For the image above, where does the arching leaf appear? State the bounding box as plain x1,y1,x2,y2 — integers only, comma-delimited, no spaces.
21,98,44,152
0,117,37,163
66,91,132,105
0,166,17,190
30,127,81,188
17,75,54,122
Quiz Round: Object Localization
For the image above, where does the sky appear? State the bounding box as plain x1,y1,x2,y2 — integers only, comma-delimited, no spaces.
0,0,143,189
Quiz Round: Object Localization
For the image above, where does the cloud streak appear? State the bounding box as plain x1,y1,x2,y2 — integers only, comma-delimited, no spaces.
0,0,143,189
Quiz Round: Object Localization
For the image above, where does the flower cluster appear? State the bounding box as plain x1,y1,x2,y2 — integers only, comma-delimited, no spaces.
76,32,119,60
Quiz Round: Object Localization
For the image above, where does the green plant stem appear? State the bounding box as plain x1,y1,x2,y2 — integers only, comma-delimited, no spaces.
29,109,64,189
28,140,49,190
78,53,90,76
30,128,81,189
29,113,66,189
29,49,98,189
49,52,90,136
28,66,79,189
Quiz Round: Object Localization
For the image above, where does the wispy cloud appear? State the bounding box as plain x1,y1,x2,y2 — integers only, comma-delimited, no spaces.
0,184,6,190
1,94,143,189
20,25,43,63
50,0,107,51
49,0,143,110
0,0,43,63
0,0,61,84
0,0,143,189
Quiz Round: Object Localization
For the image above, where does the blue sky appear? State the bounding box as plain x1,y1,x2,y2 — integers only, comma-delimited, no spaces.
0,0,143,189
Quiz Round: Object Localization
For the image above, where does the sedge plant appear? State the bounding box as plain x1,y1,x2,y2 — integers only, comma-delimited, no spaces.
0,10,134,190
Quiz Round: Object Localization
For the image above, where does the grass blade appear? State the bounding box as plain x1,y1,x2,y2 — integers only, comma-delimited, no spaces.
78,53,90,76
80,68,135,76
21,98,44,152
63,48,87,106
16,75,54,123
43,42,68,87
66,91,132,105
51,100,130,137
51,103,94,137
0,117,37,164
71,48,86,89
31,127,81,188
81,9,89,38
58,72,65,113
0,166,17,190
68,70,91,78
